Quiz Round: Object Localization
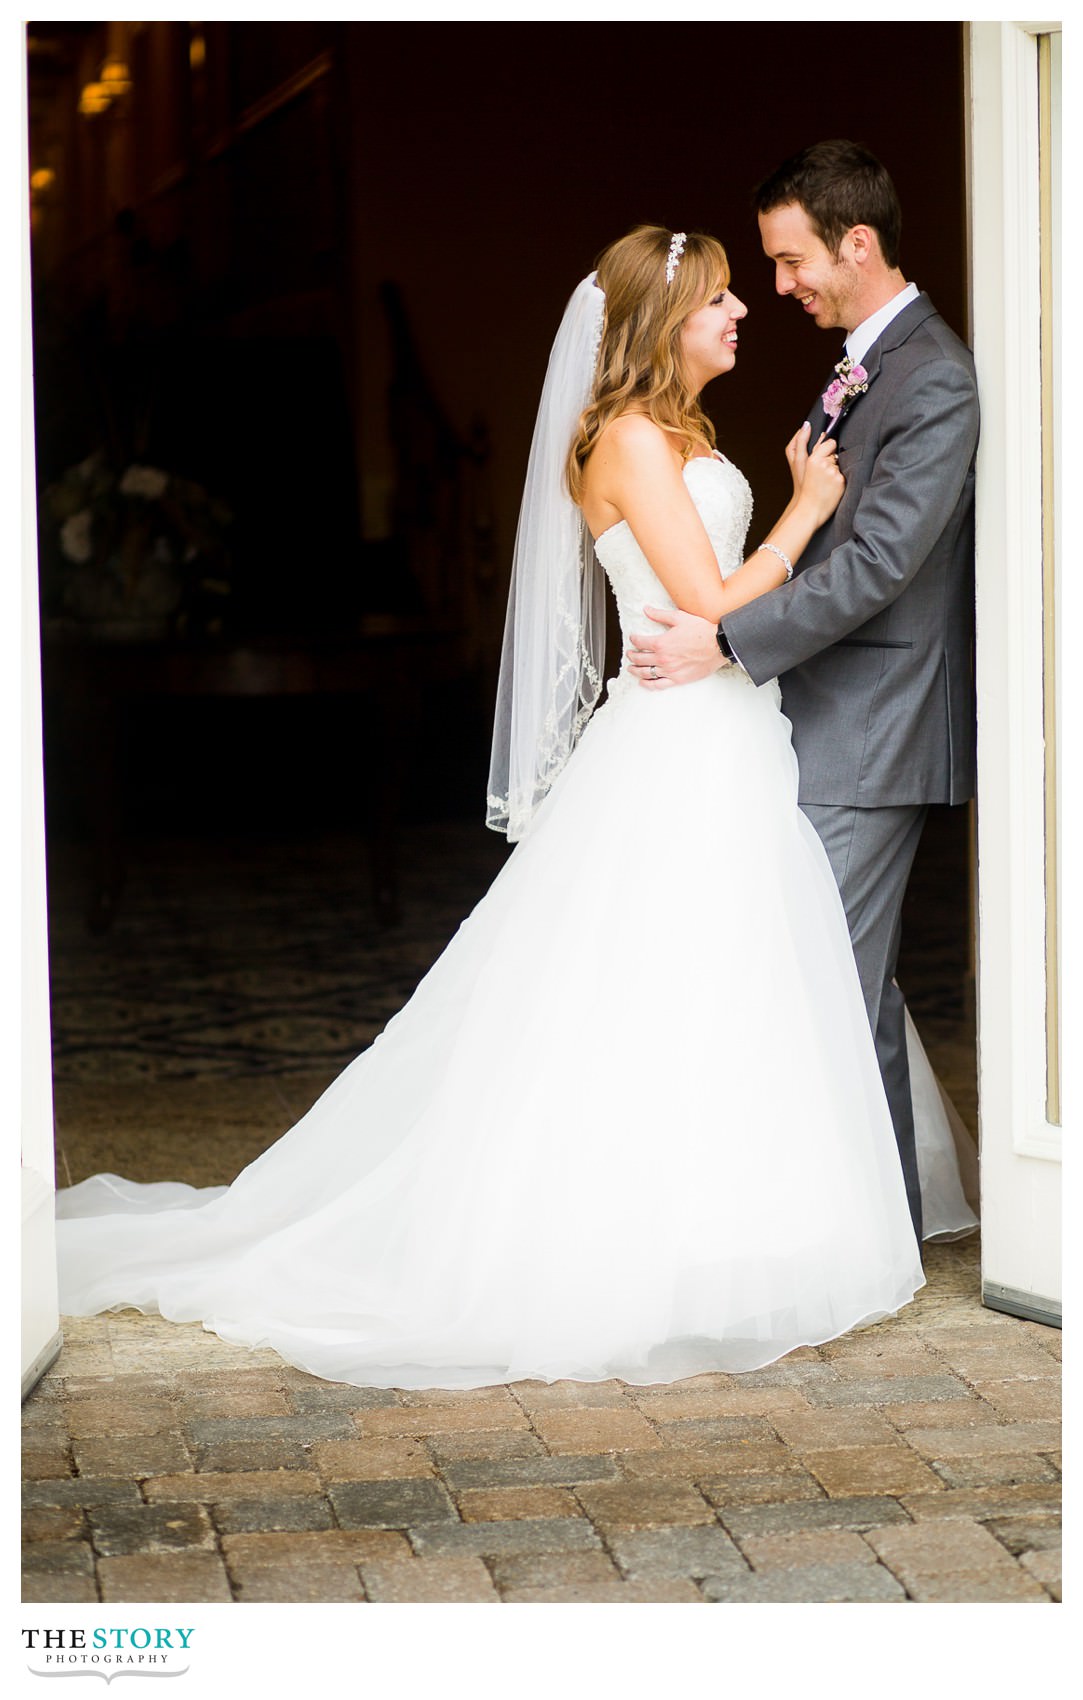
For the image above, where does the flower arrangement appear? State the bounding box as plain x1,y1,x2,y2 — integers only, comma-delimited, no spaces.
43,451,233,639
821,356,870,427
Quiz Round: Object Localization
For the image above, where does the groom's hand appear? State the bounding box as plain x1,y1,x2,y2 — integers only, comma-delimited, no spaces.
626,606,727,689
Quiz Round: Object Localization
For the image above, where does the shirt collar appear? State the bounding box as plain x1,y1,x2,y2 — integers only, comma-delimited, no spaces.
845,282,919,368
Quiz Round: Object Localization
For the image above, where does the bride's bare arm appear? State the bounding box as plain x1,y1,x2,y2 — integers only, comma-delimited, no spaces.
715,427,843,618
583,415,726,619
587,416,842,626
621,424,844,687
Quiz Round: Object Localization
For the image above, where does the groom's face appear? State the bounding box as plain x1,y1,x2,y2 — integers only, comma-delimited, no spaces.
758,203,861,333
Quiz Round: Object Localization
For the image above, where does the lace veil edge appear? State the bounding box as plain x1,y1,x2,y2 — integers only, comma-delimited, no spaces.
485,274,607,841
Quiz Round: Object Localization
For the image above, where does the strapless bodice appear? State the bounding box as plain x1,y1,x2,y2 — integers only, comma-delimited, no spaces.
591,452,753,650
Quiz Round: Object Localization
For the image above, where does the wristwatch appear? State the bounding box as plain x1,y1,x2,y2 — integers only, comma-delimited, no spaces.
716,619,737,663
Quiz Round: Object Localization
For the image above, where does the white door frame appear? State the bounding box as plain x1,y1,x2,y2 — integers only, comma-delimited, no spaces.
968,19,1062,1323
20,57,62,1395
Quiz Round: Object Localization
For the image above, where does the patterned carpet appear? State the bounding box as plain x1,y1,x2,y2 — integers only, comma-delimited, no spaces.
48,825,509,1085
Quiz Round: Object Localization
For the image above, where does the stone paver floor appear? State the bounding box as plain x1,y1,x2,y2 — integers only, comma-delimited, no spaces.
23,1236,1061,1604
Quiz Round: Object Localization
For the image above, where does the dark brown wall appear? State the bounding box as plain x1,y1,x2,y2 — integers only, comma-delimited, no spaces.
30,18,967,701
346,20,967,595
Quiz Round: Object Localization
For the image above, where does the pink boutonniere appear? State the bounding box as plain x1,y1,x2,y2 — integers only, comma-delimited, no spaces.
822,356,869,427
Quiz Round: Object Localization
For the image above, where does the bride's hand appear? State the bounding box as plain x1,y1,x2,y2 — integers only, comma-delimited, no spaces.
797,433,845,526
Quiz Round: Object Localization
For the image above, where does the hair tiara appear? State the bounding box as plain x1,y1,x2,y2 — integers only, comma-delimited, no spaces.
664,231,687,286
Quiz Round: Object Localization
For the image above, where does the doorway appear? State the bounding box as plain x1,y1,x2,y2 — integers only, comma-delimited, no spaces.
22,19,981,1382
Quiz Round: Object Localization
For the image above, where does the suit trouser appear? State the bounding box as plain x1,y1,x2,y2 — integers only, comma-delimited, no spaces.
801,802,929,1244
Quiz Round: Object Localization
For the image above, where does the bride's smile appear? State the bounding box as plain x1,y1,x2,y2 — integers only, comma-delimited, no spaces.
680,282,748,390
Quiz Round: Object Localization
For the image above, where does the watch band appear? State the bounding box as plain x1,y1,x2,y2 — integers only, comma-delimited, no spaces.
716,619,737,663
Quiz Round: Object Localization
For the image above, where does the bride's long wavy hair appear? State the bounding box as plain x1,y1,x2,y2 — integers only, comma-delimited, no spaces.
565,225,730,504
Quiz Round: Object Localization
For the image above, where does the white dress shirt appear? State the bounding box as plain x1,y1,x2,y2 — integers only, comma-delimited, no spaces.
845,281,919,368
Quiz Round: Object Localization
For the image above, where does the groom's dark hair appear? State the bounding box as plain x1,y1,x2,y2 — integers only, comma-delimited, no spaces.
754,140,902,269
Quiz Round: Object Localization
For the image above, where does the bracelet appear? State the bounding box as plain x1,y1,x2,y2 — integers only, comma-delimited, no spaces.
755,541,793,581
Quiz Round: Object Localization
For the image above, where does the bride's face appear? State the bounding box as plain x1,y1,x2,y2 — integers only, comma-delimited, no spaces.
679,281,748,390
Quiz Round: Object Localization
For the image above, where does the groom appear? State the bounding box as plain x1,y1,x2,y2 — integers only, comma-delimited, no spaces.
628,141,979,1243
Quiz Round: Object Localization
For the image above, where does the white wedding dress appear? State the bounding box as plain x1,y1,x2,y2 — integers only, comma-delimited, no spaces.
56,453,975,1389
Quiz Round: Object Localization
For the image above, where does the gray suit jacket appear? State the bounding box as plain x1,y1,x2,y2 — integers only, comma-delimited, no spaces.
724,293,978,807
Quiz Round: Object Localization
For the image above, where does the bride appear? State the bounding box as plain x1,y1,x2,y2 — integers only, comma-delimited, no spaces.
56,225,975,1390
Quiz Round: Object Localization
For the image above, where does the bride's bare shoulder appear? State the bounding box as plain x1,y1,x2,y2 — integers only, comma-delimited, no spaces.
580,414,687,534
589,412,678,472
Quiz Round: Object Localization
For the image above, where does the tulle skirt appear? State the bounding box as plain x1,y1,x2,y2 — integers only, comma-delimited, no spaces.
57,666,938,1387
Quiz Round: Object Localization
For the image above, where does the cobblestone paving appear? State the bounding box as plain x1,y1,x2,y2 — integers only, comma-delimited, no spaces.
23,1238,1061,1604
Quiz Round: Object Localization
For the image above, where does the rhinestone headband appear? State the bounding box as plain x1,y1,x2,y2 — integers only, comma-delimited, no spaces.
664,231,687,286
